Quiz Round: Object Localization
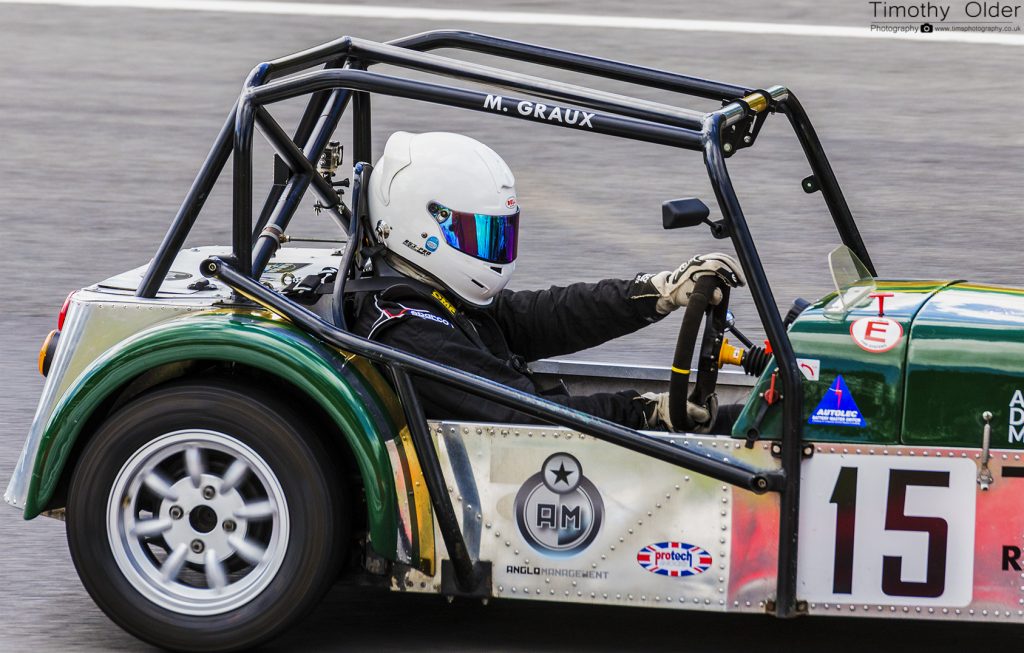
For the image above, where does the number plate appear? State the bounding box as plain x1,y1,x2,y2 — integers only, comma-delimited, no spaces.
798,454,976,606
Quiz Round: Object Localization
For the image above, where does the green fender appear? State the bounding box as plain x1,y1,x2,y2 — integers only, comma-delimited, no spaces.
25,311,400,556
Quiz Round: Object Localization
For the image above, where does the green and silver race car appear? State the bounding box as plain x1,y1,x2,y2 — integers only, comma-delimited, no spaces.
8,30,1024,652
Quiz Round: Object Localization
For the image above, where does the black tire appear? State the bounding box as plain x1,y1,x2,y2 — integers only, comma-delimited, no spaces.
66,380,348,652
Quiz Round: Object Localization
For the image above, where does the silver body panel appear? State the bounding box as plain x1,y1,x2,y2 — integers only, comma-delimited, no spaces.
397,422,776,615
4,246,343,511
397,423,1024,624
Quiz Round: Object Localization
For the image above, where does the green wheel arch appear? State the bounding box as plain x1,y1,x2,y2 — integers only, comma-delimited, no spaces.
25,312,400,557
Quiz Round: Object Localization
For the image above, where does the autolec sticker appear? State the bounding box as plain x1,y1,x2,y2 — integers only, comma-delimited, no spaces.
636,542,712,578
808,375,866,428
849,316,903,353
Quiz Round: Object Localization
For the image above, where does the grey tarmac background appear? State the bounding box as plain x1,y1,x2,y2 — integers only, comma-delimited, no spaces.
0,1,1022,650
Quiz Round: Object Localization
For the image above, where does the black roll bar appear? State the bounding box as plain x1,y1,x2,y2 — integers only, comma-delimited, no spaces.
704,110,805,617
139,30,871,296
135,31,879,618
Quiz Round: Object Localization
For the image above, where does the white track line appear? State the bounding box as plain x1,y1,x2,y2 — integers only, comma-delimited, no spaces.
1,0,1022,46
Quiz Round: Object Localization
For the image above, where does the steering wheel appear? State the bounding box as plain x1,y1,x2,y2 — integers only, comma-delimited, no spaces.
668,274,731,432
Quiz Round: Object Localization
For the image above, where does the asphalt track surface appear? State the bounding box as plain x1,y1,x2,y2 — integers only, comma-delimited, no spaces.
0,1,1022,650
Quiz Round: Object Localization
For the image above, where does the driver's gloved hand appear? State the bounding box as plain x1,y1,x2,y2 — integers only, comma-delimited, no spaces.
638,391,713,433
650,253,746,315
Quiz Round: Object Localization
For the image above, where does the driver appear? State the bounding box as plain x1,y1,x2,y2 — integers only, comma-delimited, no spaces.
350,131,745,432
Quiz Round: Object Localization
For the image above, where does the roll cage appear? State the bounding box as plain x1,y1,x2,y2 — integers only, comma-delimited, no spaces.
136,30,876,618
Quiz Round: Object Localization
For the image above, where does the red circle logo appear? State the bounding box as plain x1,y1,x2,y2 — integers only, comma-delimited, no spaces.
849,316,903,353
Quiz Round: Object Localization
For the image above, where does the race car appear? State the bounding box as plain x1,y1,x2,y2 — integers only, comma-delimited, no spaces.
7,30,1023,652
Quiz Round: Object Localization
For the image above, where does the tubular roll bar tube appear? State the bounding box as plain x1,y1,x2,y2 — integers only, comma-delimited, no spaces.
390,30,751,100
253,59,349,238
144,30,871,296
139,42,359,297
703,111,803,618
231,69,706,262
246,69,706,148
391,367,479,591
254,108,343,214
201,255,782,495
233,93,257,278
137,107,237,297
778,95,876,275
252,85,354,277
250,107,350,272
348,39,706,130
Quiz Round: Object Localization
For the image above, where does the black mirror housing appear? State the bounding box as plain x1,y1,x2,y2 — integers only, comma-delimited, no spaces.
662,198,710,230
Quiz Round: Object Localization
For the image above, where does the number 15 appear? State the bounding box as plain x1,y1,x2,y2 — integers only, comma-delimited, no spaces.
829,467,950,598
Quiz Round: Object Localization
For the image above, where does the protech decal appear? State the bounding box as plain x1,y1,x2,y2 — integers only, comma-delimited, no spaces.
809,376,866,428
1009,389,1024,443
636,542,712,578
514,453,604,557
482,94,595,129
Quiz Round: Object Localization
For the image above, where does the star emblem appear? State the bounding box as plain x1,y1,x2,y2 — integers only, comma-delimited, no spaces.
549,462,574,485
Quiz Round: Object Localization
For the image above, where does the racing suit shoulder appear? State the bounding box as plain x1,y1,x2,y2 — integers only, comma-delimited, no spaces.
360,290,456,341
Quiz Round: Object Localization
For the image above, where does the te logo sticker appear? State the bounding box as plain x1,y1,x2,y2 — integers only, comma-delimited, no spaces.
850,316,903,353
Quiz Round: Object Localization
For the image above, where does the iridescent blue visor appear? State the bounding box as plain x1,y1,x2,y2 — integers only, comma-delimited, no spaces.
427,201,520,264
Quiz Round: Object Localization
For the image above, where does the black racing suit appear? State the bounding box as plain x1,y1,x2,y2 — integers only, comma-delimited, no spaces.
349,274,666,429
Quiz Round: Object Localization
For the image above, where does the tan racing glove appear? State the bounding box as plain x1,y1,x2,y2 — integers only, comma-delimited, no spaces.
650,253,746,314
638,391,715,433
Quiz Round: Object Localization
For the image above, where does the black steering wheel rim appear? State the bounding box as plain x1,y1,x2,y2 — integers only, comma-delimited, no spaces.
668,275,730,431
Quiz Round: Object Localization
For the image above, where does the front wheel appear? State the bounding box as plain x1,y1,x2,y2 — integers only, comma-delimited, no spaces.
66,380,347,652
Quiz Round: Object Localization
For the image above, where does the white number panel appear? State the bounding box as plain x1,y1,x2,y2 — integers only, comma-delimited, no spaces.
798,454,976,607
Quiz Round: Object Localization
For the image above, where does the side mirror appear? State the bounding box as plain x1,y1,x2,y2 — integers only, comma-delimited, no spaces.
661,197,730,239
662,198,709,229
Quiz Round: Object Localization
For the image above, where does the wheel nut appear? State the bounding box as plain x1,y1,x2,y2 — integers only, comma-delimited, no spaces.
169,505,184,520
202,486,216,500
191,539,205,554
223,519,237,533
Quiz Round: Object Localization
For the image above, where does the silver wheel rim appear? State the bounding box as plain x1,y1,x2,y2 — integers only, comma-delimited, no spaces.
107,429,290,616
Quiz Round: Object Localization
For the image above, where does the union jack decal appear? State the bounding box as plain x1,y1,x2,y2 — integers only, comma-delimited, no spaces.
636,541,713,578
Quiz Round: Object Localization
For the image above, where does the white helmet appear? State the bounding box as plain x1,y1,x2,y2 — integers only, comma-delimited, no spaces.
369,131,520,306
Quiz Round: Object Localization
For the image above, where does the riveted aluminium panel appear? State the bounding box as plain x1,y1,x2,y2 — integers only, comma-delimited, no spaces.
393,422,779,614
394,427,1024,625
